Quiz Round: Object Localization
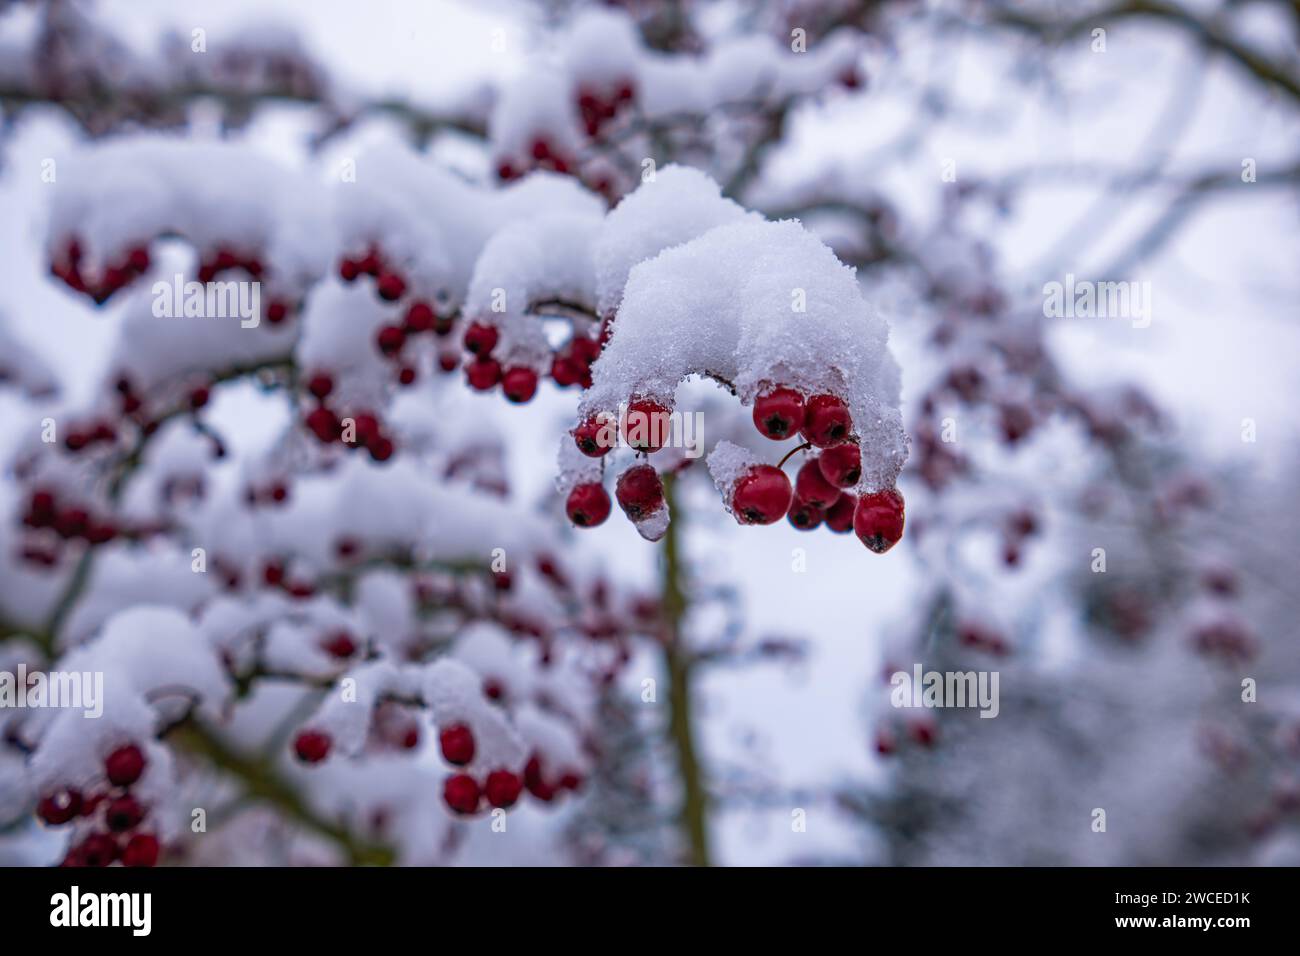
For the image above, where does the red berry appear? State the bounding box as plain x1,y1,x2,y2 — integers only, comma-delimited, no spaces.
439,723,476,765
403,301,436,333
37,789,82,826
551,355,583,387
321,631,357,659
818,443,862,487
802,394,852,447
307,373,334,399
443,773,481,815
623,398,670,453
731,465,792,525
106,794,145,832
306,407,341,443
502,366,539,403
397,366,417,386
339,258,360,282
484,769,523,809
566,483,612,527
795,459,842,510
496,160,517,182
375,324,406,357
266,300,288,324
753,387,804,440
573,415,614,457
824,493,856,533
369,436,395,462
105,744,146,786
294,730,331,763
127,246,150,272
854,489,905,553
530,137,552,161
465,357,502,391
188,386,210,410
787,497,823,530
524,755,555,802
121,833,160,867
78,833,119,867
376,271,406,301
615,464,664,521
463,322,499,356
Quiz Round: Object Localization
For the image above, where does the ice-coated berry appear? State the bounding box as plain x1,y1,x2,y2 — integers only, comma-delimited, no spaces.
615,464,664,521
623,398,670,453
502,366,539,403
443,773,481,815
817,442,862,488
731,465,792,525
105,744,146,787
854,488,905,553
439,723,476,766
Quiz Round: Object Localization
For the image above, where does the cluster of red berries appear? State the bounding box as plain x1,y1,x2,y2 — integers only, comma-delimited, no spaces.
460,322,542,402
337,244,408,302
49,237,150,304
194,245,292,324
437,723,526,814
576,81,636,137
260,558,316,599
301,374,396,462
371,299,457,387
40,744,161,867
496,137,576,182
20,488,118,564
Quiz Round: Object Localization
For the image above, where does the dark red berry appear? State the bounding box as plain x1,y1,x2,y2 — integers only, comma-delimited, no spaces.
443,773,481,815
802,394,852,447
37,789,82,826
403,301,436,333
787,496,823,530
307,373,334,399
502,366,539,403
731,465,792,525
265,300,288,324
376,271,406,301
484,769,523,809
106,795,145,832
623,398,670,453
339,258,360,282
439,723,475,766
294,730,331,763
573,416,614,457
397,366,416,386
524,755,555,802
375,324,406,357
463,322,499,356
753,387,804,440
615,464,664,521
551,355,583,387
465,357,502,391
566,483,611,527
321,631,357,659
854,488,905,553
824,493,856,533
818,443,861,487
78,833,118,867
121,833,160,867
105,744,146,786
188,386,210,410
306,407,341,443
796,459,842,510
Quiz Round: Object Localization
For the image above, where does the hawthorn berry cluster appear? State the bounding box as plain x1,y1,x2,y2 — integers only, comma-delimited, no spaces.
39,744,161,868
49,238,150,305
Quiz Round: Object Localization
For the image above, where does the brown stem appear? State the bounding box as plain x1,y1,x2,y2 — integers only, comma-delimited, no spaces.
777,441,812,470
659,473,711,865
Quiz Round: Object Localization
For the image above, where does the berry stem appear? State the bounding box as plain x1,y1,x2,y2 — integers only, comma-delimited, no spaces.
776,441,812,470
658,473,712,867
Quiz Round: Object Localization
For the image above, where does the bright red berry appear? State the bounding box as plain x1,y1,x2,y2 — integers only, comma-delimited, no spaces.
824,493,856,533
121,833,160,867
551,355,583,387
105,744,146,786
731,465,792,525
796,459,842,510
463,322,499,356
573,415,614,457
465,357,502,391
854,488,905,553
443,773,481,815
294,730,331,764
615,464,664,521
623,398,670,453
484,770,523,809
439,723,476,765
753,387,804,440
106,795,145,832
802,394,852,447
566,483,612,527
818,442,862,487
502,366,539,403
